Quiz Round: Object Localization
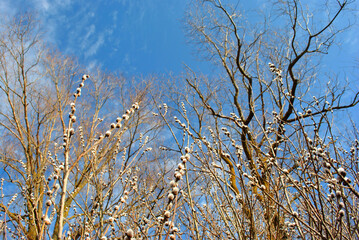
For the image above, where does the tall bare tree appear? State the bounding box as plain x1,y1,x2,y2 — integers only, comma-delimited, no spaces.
152,0,359,239
0,14,167,240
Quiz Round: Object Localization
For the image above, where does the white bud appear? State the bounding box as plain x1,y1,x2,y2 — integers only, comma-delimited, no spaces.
126,229,134,238
46,200,52,206
172,187,179,195
168,193,175,201
43,216,51,225
338,167,346,176
164,211,171,218
169,180,177,187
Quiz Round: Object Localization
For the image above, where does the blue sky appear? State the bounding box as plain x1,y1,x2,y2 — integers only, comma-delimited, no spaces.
1,0,358,80
1,0,204,75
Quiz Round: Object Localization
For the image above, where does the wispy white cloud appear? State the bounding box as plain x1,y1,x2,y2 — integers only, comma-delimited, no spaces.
54,0,71,8
86,33,105,57
86,24,96,39
35,0,50,11
87,59,100,72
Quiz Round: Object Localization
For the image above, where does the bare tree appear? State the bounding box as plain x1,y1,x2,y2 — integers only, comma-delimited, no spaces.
0,14,168,240
0,14,68,239
151,0,359,239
